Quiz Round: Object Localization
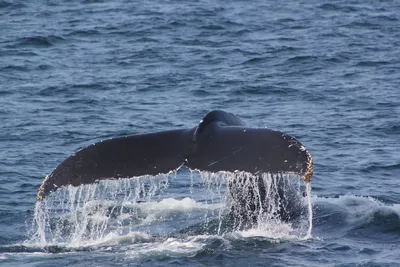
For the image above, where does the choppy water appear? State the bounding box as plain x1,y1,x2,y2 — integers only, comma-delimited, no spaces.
1,0,400,266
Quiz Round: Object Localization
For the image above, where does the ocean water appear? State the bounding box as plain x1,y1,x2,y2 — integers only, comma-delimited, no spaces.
1,0,400,266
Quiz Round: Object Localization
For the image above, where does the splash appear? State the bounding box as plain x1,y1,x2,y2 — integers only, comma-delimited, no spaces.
28,173,173,246
27,170,313,248
305,182,313,238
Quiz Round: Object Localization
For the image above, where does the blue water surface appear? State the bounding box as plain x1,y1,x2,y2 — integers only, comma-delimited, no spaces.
1,0,400,266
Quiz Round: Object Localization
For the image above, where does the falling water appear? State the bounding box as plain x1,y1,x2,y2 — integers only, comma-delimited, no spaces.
27,170,312,247
305,182,313,238
28,173,173,246
225,172,308,234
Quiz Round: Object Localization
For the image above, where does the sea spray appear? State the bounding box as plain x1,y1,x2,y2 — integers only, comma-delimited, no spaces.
28,171,312,246
305,182,313,238
28,173,172,245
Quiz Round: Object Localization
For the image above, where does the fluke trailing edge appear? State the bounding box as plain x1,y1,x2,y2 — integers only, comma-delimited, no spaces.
37,110,313,201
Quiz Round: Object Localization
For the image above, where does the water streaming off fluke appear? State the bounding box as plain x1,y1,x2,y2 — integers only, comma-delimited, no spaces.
28,171,313,247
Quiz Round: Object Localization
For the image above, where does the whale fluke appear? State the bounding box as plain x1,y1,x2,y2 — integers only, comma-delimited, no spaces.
37,110,313,200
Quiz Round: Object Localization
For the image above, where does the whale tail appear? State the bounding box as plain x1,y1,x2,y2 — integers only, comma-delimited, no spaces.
37,110,313,200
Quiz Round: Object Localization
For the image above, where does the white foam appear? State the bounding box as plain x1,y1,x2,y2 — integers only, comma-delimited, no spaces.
77,231,152,247
126,235,227,258
234,220,294,240
126,237,203,258
137,197,222,212
392,203,400,213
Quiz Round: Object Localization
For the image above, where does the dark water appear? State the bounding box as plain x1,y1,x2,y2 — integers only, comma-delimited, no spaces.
1,0,400,266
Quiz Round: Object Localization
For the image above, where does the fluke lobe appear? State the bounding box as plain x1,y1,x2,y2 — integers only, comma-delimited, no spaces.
37,110,313,201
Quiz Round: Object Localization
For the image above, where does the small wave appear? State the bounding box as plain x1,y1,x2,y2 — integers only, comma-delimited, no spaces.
313,195,398,215
0,90,12,96
36,64,53,70
318,3,340,11
67,29,101,37
317,3,358,12
65,98,100,105
199,24,225,30
0,244,91,254
4,234,226,262
0,50,37,57
371,15,398,22
286,55,318,63
389,125,400,133
233,86,296,96
313,195,400,234
240,56,271,65
17,35,65,48
82,0,107,4
191,89,215,97
0,1,11,8
355,206,400,233
355,61,390,67
1,65,29,72
0,1,25,9
58,231,152,248
373,124,400,135
38,86,69,97
362,163,400,173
